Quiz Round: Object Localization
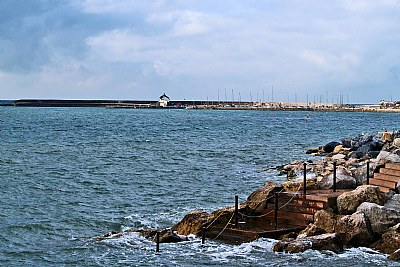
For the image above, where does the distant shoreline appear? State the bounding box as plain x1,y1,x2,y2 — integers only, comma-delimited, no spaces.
1,99,400,113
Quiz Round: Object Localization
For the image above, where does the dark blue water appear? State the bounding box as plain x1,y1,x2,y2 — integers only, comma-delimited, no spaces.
1,107,399,266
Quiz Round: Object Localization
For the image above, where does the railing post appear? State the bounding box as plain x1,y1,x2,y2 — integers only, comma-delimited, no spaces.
303,162,307,195
274,192,278,230
366,161,370,185
156,231,160,253
333,161,337,192
235,195,239,229
201,227,206,244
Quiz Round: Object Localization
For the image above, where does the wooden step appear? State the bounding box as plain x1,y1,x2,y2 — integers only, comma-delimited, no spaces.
378,186,391,193
374,173,400,183
261,209,314,221
369,178,397,189
271,196,328,209
385,163,400,171
275,203,320,215
380,168,400,177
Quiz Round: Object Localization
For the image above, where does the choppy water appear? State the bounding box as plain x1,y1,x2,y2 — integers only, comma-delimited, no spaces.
1,107,400,266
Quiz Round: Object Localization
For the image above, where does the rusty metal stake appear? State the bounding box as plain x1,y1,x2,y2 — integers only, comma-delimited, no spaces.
366,161,370,185
235,195,239,229
201,227,206,244
303,162,307,196
156,231,160,253
274,192,278,230
333,161,337,192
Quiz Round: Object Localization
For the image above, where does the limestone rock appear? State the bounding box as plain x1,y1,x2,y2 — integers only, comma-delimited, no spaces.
380,131,394,142
371,223,400,255
274,233,343,254
385,194,400,211
172,210,210,236
335,212,374,247
394,138,400,148
154,229,186,243
357,202,400,234
376,151,400,164
281,177,319,192
337,185,384,215
333,145,344,154
388,249,400,261
332,154,346,161
314,209,336,233
319,167,356,190
241,184,278,212
298,223,325,238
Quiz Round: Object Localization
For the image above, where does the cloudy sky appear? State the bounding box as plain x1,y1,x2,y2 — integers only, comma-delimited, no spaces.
1,0,400,103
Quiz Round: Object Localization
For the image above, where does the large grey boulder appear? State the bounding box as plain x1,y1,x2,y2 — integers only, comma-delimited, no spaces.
385,194,400,211
335,212,374,247
273,233,343,254
337,185,384,215
376,151,400,164
319,167,356,190
357,202,400,234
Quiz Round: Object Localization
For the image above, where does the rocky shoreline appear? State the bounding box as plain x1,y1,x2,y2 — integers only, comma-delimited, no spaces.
98,130,400,261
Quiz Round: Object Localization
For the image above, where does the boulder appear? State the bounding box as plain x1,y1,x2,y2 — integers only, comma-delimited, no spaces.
357,202,400,234
335,212,374,247
319,167,356,190
333,145,344,154
281,177,319,192
314,209,336,233
154,229,186,243
172,210,210,236
332,154,346,161
394,138,400,148
274,233,343,254
298,223,325,238
324,141,341,153
371,223,400,255
376,151,400,164
348,151,365,159
357,144,372,154
240,184,278,212
352,162,375,186
380,131,394,142
306,147,320,154
337,185,384,215
388,249,400,261
385,194,400,211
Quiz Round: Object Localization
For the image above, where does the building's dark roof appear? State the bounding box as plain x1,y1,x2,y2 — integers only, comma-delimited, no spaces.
159,93,170,100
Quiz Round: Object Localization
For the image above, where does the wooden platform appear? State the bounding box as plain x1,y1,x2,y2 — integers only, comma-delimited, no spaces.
206,189,349,243
371,163,400,193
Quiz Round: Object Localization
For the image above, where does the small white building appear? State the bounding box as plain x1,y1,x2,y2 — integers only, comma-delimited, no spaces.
158,93,170,107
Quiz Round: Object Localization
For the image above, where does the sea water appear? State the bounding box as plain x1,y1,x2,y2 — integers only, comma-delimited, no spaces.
1,107,400,266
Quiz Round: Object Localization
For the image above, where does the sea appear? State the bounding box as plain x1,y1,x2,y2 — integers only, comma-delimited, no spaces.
1,107,400,267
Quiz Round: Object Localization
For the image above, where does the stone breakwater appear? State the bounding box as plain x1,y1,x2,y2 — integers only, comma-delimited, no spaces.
98,130,400,260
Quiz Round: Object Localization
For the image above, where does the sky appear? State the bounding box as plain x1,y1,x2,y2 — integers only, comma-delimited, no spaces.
1,0,400,103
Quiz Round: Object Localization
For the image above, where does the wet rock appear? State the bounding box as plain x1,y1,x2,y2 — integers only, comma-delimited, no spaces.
357,202,400,234
298,223,325,238
388,249,400,261
348,151,365,159
241,184,279,212
337,185,384,215
371,223,400,255
274,233,343,254
319,167,356,190
314,209,336,233
324,141,341,153
154,229,186,243
306,147,320,154
357,144,372,154
172,210,210,236
380,131,394,142
335,212,374,247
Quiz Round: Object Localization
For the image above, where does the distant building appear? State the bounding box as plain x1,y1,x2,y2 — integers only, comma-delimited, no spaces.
158,93,170,107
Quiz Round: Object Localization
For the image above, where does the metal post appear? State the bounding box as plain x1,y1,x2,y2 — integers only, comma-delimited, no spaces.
201,227,206,244
333,161,337,192
274,192,278,230
366,161,370,185
303,162,307,195
234,195,239,228
156,231,160,253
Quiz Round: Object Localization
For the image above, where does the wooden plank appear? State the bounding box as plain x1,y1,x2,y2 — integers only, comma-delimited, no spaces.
276,204,320,215
378,186,391,193
261,209,314,221
380,168,400,177
374,173,400,183
205,227,259,244
270,197,327,209
279,192,331,203
369,178,397,189
385,163,400,171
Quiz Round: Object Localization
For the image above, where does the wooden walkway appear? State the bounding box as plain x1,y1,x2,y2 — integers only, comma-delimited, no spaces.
206,189,349,243
370,163,400,193
206,163,400,244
